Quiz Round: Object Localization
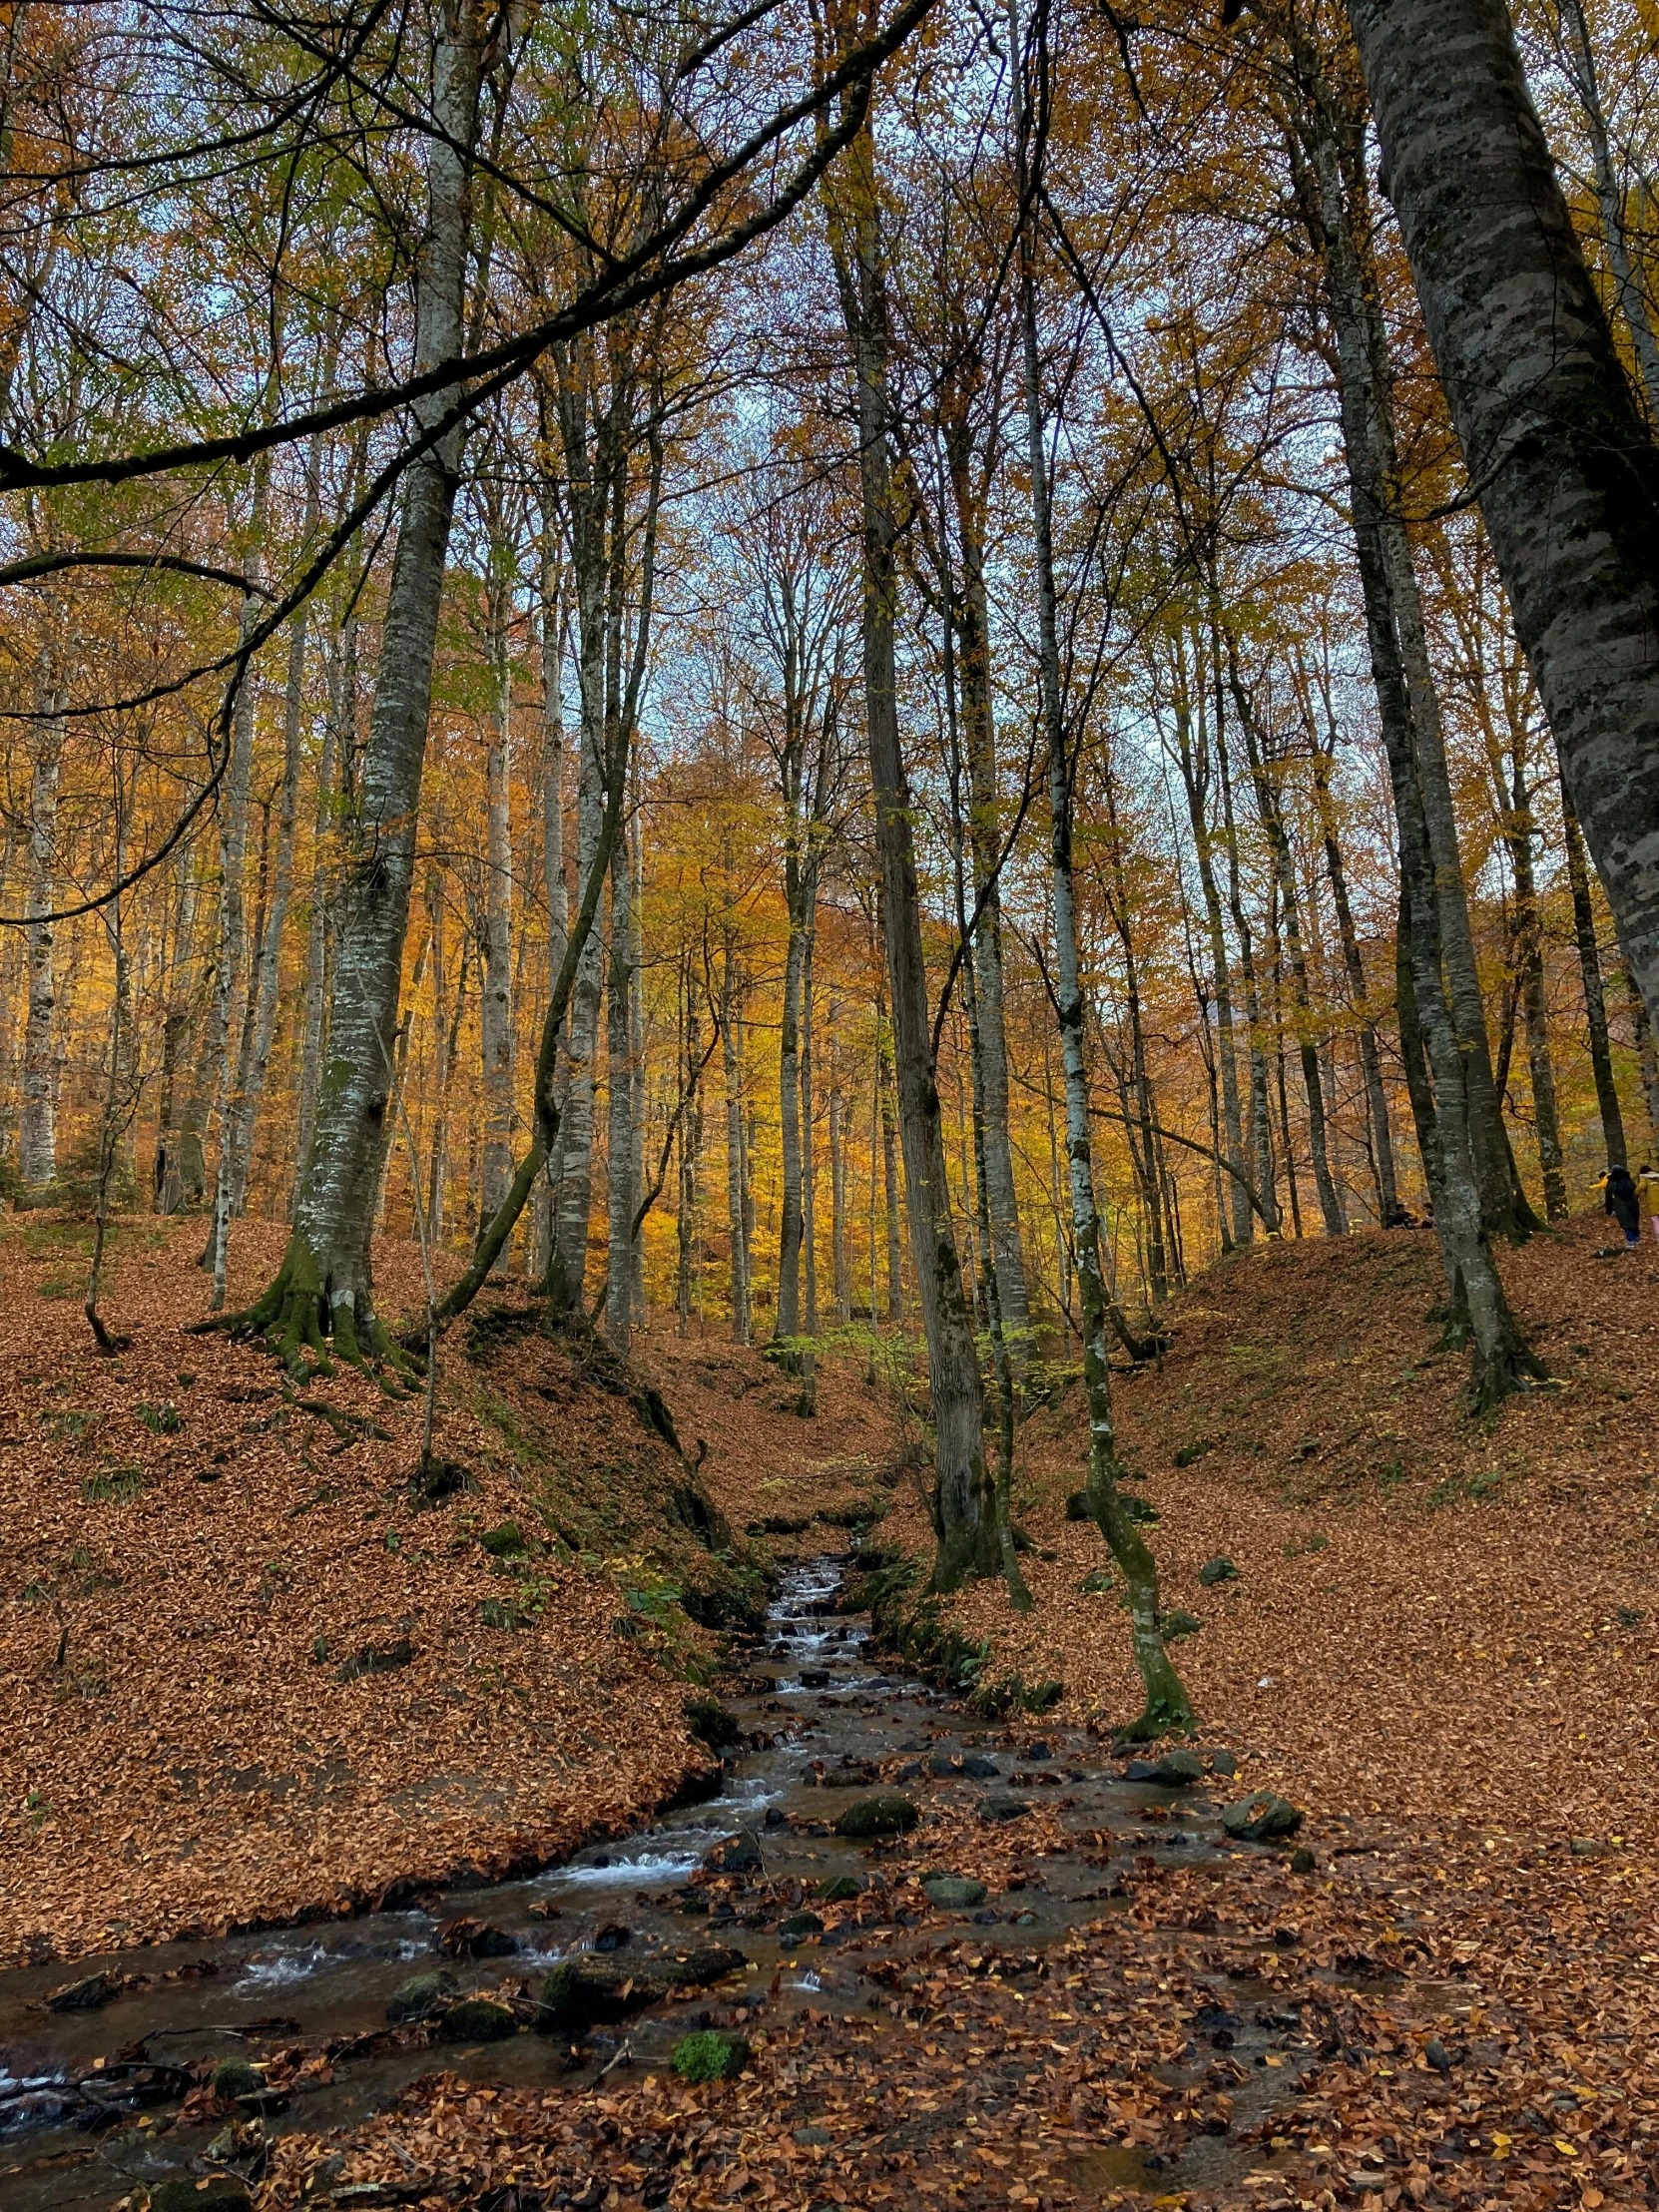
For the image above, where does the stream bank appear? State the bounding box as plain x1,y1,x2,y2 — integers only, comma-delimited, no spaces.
2,1555,1326,2212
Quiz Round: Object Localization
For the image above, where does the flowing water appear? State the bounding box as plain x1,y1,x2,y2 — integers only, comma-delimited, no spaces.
0,1557,1304,2209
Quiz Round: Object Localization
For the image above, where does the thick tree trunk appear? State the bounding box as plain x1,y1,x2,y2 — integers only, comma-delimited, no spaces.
628,812,646,1328
1303,29,1540,1398
1627,968,1659,1158
832,129,997,1591
801,916,820,1353
776,851,807,1345
1216,714,1279,1232
874,923,903,1323
676,956,701,1332
1344,0,1659,1021
242,12,484,1369
531,548,568,1278
545,616,605,1312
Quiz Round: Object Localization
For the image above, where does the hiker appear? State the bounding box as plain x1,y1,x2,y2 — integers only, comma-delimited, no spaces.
1640,1163,1659,1245
1604,1163,1641,1250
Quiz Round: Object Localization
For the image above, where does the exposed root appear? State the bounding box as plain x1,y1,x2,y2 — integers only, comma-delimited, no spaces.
191,1239,413,1392
282,1392,393,1444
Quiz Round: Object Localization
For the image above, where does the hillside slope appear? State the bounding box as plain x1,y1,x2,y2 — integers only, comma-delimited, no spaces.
0,1216,752,1967
926,1213,1658,1852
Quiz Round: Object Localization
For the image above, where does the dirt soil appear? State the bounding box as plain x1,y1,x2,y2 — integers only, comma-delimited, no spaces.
0,1215,760,1968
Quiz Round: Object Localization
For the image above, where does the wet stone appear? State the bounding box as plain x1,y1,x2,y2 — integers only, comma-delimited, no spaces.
1153,1750,1204,1787
437,1997,520,2042
922,1876,988,1910
149,2179,252,2212
834,1794,919,1839
1221,1793,1304,1843
978,1795,1032,1823
44,1972,118,2013
385,1969,459,2022
210,2059,266,2102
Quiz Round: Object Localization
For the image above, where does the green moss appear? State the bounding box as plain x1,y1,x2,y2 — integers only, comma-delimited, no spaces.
671,2029,750,2082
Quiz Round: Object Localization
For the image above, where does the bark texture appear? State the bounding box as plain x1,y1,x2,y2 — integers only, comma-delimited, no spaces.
1346,0,1659,1019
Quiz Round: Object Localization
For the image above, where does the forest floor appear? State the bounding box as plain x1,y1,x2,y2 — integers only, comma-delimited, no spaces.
240,1213,1655,2212
6,1206,1656,2210
0,1214,893,1969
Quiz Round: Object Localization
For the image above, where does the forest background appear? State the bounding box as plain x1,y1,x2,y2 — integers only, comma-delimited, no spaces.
1,0,1656,1625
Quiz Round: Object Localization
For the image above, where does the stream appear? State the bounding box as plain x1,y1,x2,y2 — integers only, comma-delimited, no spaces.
0,1556,1310,2209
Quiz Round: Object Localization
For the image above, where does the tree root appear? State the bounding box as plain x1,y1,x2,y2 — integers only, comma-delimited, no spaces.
282,1391,393,1445
1114,1687,1196,1744
190,1240,414,1393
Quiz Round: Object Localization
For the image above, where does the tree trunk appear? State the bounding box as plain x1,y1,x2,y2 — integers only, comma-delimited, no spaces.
479,561,517,1240
829,993,850,1323
1557,0,1659,420
1011,53,1188,1717
776,836,807,1347
604,818,636,1351
1506,749,1567,1219
801,913,820,1356
1562,778,1628,1170
830,123,997,1591
951,474,1032,1364
155,834,201,1213
545,521,607,1312
1302,26,1540,1398
875,915,903,1323
531,544,568,1278
242,11,485,1370
721,940,751,1344
1309,718,1398,1222
20,670,65,1192
1232,656,1345,1235
1344,0,1659,1024
1216,710,1279,1233
294,616,348,1206
203,536,265,1307
1627,967,1659,1159
1286,39,1531,1236
1176,668,1252,1247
